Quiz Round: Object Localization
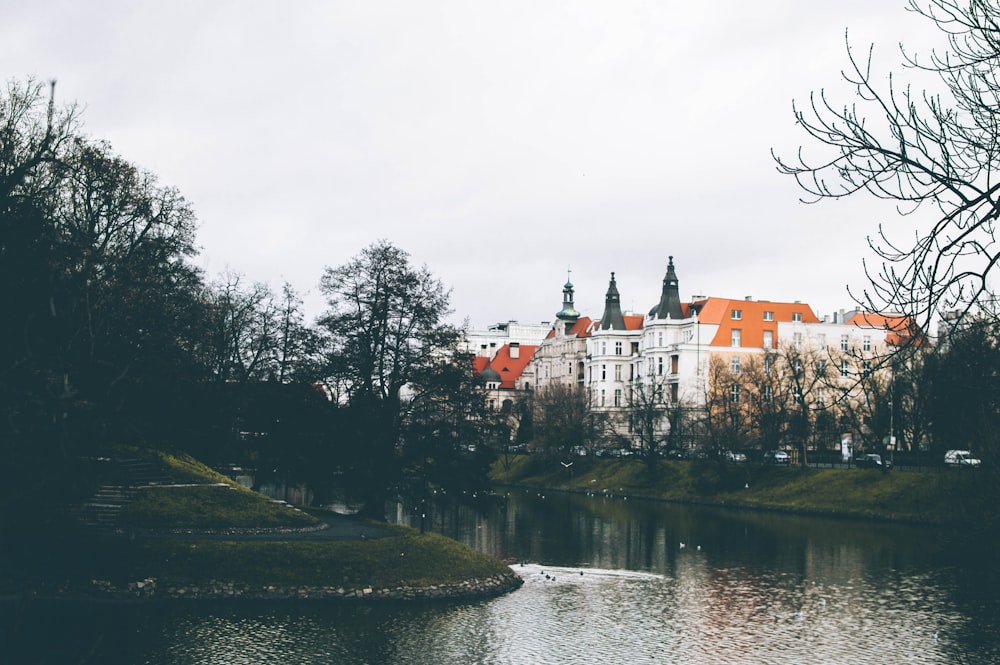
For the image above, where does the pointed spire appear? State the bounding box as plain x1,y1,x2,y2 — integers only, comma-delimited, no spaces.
649,256,684,320
555,269,580,333
600,272,626,330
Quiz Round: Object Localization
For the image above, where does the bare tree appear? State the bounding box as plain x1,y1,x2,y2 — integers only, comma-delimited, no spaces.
774,1,1000,331
704,356,754,455
625,375,671,461
206,272,280,384
532,383,610,459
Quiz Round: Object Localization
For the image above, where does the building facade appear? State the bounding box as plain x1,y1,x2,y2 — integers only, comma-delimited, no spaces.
524,257,920,451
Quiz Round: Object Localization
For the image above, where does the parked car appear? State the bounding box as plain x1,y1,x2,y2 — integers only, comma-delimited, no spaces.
661,448,687,460
856,453,891,470
725,450,747,463
763,450,790,464
944,450,981,467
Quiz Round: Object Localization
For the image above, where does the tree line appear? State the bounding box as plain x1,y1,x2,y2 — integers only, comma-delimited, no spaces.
519,322,1000,468
1,79,500,527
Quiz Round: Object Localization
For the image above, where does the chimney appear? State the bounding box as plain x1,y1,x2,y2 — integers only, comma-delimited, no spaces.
509,342,520,359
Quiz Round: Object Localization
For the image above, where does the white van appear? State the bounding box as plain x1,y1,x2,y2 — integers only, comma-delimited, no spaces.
944,450,981,467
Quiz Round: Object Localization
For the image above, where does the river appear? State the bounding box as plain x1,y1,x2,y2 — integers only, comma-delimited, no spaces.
6,490,1000,664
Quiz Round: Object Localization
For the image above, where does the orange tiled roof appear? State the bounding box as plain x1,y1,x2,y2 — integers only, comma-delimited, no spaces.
479,344,539,389
623,315,644,330
697,298,819,348
546,316,595,339
847,312,923,346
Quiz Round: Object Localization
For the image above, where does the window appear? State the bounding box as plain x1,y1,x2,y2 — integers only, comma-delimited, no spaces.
600,390,606,407
601,364,606,380
816,360,827,377
615,364,622,381
731,309,742,320
600,342,607,355
762,384,773,402
863,361,872,377
764,310,774,321
764,356,773,375
863,335,871,352
683,330,693,343
648,358,654,376
615,341,623,356
657,332,663,347
841,359,849,377
817,387,827,406
794,332,803,348
568,363,572,376
763,330,774,349
658,357,664,375
614,389,622,407
670,383,679,403
731,329,742,347
671,355,679,374
731,356,742,374
841,335,849,351
818,333,826,348
731,384,741,404
792,312,802,322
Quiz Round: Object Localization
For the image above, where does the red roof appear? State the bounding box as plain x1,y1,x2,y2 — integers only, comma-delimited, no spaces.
623,314,644,330
475,344,538,389
546,316,595,339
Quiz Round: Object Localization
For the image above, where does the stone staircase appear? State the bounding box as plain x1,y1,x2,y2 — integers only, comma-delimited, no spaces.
75,457,172,534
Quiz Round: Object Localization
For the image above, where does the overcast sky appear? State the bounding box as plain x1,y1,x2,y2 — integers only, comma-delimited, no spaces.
4,1,943,330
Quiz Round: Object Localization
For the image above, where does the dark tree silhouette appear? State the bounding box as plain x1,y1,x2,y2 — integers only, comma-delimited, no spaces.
317,240,455,519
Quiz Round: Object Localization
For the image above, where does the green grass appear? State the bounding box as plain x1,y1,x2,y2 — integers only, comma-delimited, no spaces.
492,455,1000,526
1,446,514,597
134,531,512,589
120,485,319,530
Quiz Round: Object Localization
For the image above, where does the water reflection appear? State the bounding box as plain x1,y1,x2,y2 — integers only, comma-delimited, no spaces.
6,491,1000,664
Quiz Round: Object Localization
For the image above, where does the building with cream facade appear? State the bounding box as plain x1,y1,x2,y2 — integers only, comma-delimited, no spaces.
524,257,920,450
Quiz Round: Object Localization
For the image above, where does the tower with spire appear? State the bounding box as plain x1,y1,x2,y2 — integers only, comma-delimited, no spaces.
649,256,684,320
599,272,627,330
555,270,580,335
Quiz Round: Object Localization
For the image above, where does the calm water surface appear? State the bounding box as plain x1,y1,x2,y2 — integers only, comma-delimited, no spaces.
6,490,1000,664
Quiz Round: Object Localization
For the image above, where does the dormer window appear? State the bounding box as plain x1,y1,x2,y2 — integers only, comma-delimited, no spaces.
792,312,802,322
731,309,742,320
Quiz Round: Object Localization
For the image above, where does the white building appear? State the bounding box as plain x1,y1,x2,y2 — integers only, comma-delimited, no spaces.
526,257,921,448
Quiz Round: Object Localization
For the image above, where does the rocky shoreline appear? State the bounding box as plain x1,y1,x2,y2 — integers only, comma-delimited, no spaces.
60,570,525,603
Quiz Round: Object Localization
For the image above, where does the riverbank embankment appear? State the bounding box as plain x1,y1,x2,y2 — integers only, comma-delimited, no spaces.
490,454,999,527
1,448,522,603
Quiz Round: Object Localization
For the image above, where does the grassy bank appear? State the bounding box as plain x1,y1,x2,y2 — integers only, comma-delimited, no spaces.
1,447,515,599
1,528,513,597
490,455,1000,526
